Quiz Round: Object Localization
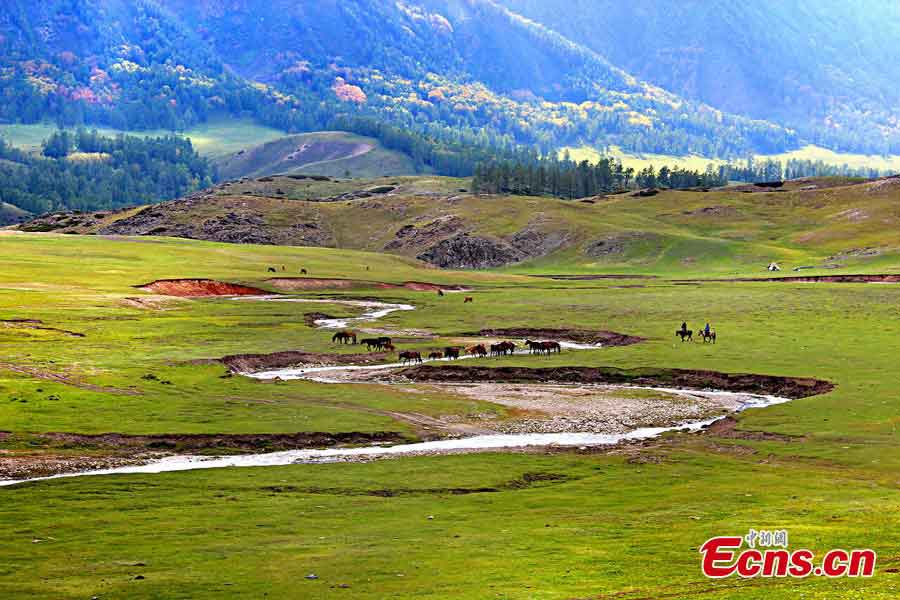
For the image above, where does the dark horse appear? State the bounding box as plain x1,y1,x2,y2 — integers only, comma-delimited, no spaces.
361,336,392,351
444,347,461,360
676,329,693,342
399,351,423,365
701,330,717,344
332,331,357,345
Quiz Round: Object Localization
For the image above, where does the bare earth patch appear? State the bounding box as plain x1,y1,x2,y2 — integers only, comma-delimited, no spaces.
437,383,739,434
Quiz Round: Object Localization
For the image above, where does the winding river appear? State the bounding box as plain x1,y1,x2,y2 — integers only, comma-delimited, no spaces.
1,297,791,487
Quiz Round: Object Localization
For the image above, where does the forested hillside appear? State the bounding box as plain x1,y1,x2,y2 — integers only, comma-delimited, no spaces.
501,0,900,155
1,0,800,164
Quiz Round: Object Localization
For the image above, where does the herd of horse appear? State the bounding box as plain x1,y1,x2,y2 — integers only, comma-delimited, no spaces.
329,330,565,365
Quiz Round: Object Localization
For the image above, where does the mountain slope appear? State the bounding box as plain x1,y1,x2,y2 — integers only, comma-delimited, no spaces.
1,0,799,161
500,0,900,155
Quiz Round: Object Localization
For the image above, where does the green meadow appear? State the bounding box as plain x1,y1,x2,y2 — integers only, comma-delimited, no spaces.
0,231,899,598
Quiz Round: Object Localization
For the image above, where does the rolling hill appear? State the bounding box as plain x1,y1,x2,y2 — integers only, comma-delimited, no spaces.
19,173,900,275
213,132,420,181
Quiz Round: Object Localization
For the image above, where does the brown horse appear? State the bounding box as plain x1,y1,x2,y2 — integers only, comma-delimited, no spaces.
467,344,488,357
464,297,474,303
444,347,461,360
498,341,517,355
428,351,444,360
541,341,561,354
399,351,423,365
437,289,444,297
383,343,396,352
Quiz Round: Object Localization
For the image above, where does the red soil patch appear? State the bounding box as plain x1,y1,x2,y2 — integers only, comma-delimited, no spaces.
136,278,270,297
267,277,469,292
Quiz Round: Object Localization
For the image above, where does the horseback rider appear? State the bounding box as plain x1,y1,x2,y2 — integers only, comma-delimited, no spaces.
681,321,688,333
704,322,711,336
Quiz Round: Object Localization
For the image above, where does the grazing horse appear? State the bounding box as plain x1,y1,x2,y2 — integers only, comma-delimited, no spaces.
300,268,308,275
701,330,717,344
383,343,396,352
332,330,357,345
541,341,562,354
362,337,390,351
399,351,423,365
464,297,474,303
267,267,277,273
676,329,693,342
524,340,544,354
467,344,488,357
428,351,444,360
437,289,444,297
491,341,516,357
444,347,461,360
499,341,517,355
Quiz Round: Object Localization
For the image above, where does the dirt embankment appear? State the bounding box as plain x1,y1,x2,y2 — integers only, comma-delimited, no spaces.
1,319,85,338
531,274,658,281
471,328,644,346
396,366,833,399
136,279,270,297
267,277,469,292
685,274,900,284
0,430,406,480
18,430,404,453
220,350,391,373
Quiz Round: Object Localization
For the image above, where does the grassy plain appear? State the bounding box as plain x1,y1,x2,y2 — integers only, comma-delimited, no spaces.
0,118,287,158
0,226,899,598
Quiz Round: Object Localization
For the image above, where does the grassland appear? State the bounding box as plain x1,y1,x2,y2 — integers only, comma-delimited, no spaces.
28,173,900,276
0,118,287,158
0,227,899,598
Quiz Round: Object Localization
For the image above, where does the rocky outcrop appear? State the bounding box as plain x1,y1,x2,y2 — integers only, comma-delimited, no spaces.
98,198,333,246
384,215,466,251
417,234,524,269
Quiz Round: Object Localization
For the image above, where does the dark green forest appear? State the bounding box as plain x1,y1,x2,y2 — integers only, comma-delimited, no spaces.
0,130,211,214
473,155,890,199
